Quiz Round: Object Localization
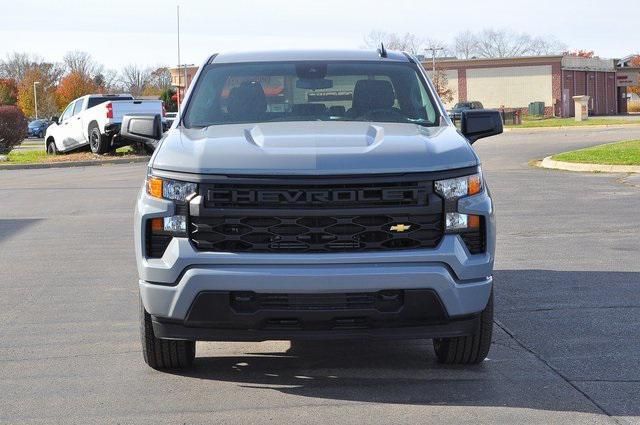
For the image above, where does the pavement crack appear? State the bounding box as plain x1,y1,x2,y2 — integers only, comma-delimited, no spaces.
493,319,620,423
517,305,640,313
571,379,640,383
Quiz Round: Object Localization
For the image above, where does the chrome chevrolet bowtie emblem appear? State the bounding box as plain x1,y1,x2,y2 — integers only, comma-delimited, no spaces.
390,224,411,232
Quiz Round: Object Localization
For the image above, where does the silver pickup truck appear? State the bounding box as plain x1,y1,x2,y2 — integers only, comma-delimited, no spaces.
127,48,502,370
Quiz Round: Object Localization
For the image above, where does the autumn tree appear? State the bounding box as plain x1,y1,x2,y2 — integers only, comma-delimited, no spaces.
429,69,454,104
55,71,98,110
17,67,58,118
0,78,18,105
629,56,640,97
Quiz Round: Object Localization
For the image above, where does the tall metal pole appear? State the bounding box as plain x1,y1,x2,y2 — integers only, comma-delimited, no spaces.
176,4,181,114
33,81,40,120
429,47,444,73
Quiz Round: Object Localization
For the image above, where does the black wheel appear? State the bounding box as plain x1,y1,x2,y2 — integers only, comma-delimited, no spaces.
433,291,493,365
140,299,195,370
89,124,110,154
38,130,44,138
46,139,58,155
142,142,156,155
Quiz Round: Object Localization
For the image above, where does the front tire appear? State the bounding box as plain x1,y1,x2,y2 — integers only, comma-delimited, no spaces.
433,291,494,365
89,124,110,154
139,300,195,370
46,139,58,155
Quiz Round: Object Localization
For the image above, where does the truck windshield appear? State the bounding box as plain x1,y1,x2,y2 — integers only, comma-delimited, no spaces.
183,61,440,128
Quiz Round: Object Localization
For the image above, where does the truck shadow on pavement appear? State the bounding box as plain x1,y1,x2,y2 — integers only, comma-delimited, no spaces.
0,219,42,243
164,269,640,417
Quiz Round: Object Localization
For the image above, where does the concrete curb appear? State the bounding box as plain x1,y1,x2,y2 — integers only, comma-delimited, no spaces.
0,156,150,171
505,123,640,132
539,156,640,173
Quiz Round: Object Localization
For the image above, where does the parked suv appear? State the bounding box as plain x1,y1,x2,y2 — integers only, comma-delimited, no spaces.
129,49,502,369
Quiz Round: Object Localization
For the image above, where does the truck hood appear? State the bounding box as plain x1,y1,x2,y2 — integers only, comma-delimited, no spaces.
152,122,478,175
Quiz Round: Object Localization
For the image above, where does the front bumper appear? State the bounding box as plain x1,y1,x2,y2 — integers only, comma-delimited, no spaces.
135,186,495,340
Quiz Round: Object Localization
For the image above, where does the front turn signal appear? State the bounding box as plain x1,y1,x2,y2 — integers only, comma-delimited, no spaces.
146,176,163,199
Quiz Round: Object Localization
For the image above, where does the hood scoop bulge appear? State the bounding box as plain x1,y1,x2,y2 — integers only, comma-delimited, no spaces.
243,123,384,150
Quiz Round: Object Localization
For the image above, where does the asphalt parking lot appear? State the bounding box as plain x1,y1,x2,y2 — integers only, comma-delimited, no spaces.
0,127,639,424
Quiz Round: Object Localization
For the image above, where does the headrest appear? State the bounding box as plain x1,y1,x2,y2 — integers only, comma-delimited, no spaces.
352,80,395,112
227,81,267,120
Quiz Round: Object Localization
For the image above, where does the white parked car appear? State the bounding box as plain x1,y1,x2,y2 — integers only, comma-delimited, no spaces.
45,94,163,154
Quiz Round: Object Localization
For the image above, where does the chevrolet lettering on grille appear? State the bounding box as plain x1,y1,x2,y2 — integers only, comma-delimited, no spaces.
207,188,424,206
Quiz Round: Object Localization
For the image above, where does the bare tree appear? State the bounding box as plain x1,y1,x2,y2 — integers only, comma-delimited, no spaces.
363,30,389,49
0,52,64,83
150,67,172,91
454,31,479,59
120,64,152,97
529,36,567,56
63,51,102,78
363,30,450,57
473,29,566,58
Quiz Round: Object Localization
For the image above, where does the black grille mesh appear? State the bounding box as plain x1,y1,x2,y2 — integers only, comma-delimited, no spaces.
190,214,443,253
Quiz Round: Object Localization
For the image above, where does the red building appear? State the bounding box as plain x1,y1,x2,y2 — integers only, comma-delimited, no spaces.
429,55,621,117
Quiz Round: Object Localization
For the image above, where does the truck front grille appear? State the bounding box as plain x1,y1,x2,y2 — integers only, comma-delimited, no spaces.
188,175,451,254
190,214,443,253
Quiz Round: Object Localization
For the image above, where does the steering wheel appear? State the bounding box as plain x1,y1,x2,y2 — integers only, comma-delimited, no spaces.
357,108,406,121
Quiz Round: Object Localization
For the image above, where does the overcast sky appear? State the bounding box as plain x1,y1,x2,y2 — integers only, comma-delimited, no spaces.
2,0,638,69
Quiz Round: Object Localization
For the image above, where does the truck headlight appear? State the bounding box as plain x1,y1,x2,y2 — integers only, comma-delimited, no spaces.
435,171,483,233
434,172,482,200
146,175,198,202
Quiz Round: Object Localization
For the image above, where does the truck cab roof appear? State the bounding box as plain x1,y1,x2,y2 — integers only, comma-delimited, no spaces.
208,49,412,64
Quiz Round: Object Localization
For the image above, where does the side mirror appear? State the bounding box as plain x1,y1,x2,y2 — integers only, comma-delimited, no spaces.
460,110,503,144
121,114,163,143
50,116,59,124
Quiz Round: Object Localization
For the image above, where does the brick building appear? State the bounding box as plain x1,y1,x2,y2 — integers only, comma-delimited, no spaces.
168,65,199,104
428,56,620,117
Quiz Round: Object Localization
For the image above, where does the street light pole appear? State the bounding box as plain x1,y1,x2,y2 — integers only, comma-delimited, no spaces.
428,47,444,73
176,4,182,114
33,81,40,120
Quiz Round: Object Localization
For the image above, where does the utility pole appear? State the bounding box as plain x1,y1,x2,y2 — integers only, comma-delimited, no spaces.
33,81,40,120
428,47,444,73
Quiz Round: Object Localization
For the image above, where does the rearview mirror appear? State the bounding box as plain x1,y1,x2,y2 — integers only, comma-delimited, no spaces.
460,110,503,143
121,114,163,143
50,116,59,124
